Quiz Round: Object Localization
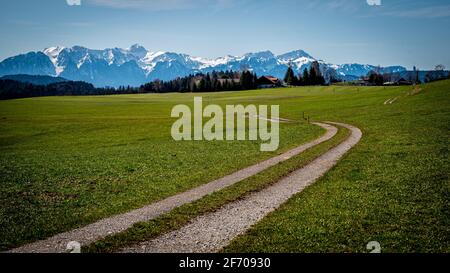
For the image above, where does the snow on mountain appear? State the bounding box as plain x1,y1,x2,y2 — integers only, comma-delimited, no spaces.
128,44,148,59
0,44,407,87
0,51,56,77
192,55,237,69
277,49,315,62
277,50,317,73
43,46,65,75
140,51,167,74
334,63,407,78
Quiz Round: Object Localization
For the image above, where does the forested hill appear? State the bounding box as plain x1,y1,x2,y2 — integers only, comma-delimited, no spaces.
0,79,98,100
0,74,68,86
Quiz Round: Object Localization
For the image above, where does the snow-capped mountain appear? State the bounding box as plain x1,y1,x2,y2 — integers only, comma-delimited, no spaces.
0,44,407,87
333,63,407,80
0,51,55,77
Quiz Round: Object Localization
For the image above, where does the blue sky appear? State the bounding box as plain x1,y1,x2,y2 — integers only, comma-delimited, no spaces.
1,0,449,69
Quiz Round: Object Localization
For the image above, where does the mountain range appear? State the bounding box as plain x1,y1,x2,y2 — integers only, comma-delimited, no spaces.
0,44,407,87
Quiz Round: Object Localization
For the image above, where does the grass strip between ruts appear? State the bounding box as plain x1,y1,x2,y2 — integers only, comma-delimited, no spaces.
83,124,349,253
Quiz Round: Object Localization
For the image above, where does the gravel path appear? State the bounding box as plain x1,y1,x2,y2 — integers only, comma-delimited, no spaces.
121,122,361,253
9,122,336,253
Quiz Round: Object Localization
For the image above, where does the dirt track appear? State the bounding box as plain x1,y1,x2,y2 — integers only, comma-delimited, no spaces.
121,122,362,253
9,121,337,253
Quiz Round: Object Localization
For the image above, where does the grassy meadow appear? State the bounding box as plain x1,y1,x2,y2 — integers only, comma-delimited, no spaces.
0,91,322,250
0,80,449,252
223,80,450,253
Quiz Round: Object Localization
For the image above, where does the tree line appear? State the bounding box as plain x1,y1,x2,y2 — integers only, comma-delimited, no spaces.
0,80,103,100
283,61,326,86
140,70,258,93
365,66,450,86
0,70,260,100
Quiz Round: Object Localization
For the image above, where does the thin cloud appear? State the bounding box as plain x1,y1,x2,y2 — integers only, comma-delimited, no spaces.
8,20,39,26
64,22,94,27
311,0,450,19
82,0,450,19
86,0,234,11
326,0,362,12
301,0,371,14
384,4,450,19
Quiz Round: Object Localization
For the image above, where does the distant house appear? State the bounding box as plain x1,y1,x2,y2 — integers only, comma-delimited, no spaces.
396,78,413,85
351,77,372,86
257,76,281,88
383,78,413,86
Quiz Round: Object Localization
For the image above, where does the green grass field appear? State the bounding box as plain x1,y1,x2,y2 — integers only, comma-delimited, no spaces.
223,81,450,253
0,80,449,252
0,90,322,250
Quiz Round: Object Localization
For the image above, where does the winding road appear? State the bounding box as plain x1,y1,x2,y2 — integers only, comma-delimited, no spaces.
9,121,342,253
121,122,362,253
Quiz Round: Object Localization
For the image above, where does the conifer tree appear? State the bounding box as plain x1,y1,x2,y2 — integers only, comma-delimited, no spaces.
252,72,258,89
198,78,206,91
309,66,317,85
284,66,297,86
302,69,310,85
205,73,212,91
